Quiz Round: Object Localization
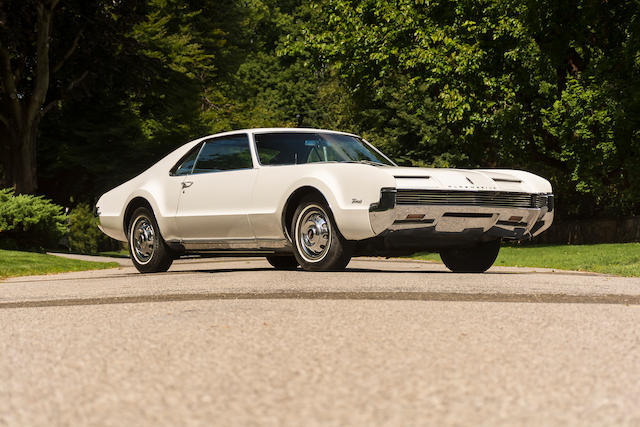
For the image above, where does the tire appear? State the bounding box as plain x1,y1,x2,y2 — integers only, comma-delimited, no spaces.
266,255,299,270
440,240,501,273
128,207,174,273
291,196,353,271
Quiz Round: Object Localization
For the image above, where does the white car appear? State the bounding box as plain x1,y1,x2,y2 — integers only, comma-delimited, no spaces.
96,128,553,273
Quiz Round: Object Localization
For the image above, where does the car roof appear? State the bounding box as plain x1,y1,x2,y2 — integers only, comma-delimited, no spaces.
200,127,360,140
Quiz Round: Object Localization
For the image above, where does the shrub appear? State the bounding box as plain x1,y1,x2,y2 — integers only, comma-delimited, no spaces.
0,188,68,250
68,203,121,254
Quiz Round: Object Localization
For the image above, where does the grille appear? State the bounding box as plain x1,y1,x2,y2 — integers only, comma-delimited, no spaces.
396,190,547,209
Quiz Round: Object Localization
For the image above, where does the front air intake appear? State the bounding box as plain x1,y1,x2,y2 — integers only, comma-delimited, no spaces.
396,190,547,209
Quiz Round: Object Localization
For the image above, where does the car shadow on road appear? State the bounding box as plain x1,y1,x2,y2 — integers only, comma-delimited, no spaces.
186,268,453,275
184,267,516,276
345,267,509,275
345,267,603,276
190,267,593,277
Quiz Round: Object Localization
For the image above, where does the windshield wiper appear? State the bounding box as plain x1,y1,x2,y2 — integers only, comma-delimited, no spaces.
348,159,389,167
315,160,391,166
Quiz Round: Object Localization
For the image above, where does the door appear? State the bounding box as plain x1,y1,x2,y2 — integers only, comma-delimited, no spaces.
175,133,257,242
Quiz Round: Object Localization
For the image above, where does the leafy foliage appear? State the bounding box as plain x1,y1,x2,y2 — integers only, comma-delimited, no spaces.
291,0,640,217
0,188,68,250
38,0,219,201
68,203,121,254
1,0,637,222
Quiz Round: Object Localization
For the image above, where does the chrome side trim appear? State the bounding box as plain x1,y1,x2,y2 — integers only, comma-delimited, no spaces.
167,238,290,251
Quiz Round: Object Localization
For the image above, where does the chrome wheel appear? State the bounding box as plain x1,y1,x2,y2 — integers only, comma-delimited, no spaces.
131,216,155,264
296,205,331,262
126,206,174,274
291,198,353,271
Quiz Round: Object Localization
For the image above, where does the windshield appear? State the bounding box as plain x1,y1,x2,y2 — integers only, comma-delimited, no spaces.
254,132,395,166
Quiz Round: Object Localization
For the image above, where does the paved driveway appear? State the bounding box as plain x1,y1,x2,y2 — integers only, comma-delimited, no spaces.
2,258,640,426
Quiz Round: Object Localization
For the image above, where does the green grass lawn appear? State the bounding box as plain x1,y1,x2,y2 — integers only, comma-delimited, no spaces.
412,243,640,277
0,249,119,280
99,249,130,258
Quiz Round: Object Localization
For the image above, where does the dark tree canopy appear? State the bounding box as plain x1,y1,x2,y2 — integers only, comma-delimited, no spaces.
289,0,640,218
1,0,640,220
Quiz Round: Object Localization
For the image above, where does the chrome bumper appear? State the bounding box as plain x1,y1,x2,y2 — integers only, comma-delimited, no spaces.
369,190,554,240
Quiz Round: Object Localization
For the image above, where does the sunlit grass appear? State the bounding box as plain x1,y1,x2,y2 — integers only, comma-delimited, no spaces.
0,249,118,280
412,243,640,277
99,249,130,258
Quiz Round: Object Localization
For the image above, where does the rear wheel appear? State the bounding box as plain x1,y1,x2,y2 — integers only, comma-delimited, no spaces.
291,196,353,271
440,240,501,273
266,255,299,270
128,207,173,273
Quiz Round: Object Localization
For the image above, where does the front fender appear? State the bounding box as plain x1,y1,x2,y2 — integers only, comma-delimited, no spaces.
252,164,396,241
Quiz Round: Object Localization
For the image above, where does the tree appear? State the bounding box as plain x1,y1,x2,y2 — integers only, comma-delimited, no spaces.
1,0,224,198
37,0,221,203
0,0,60,194
290,0,640,218
0,0,144,194
200,0,352,132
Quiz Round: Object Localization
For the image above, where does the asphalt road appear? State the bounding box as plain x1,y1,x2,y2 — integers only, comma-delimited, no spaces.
2,257,640,426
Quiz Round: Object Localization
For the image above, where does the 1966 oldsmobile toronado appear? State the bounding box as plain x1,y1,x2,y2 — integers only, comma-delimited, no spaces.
96,128,554,273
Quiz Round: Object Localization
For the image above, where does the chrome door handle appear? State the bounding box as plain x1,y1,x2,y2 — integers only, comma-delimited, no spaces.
181,181,193,189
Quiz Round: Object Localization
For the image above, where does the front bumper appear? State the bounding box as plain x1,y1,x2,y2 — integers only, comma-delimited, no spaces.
93,204,104,231
369,189,554,241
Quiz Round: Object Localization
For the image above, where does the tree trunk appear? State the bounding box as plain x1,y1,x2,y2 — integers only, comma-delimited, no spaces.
12,126,39,194
0,127,10,189
0,0,57,194
0,118,38,193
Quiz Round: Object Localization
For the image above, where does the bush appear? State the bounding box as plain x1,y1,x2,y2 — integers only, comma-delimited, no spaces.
68,203,121,254
0,188,68,250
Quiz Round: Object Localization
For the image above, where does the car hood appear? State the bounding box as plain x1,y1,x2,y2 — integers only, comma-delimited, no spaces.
383,167,552,194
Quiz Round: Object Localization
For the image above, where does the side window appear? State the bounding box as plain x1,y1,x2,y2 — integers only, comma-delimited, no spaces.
170,143,202,176
192,134,252,173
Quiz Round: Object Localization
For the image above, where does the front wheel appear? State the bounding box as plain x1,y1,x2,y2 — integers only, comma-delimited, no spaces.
128,207,174,273
291,197,353,272
440,240,501,273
